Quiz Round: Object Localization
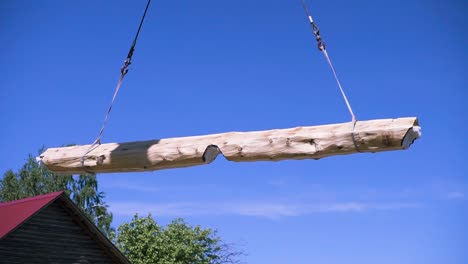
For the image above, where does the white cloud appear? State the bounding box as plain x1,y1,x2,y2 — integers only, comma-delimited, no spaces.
105,180,424,219
109,200,421,219
112,183,161,193
447,192,465,200
103,181,219,193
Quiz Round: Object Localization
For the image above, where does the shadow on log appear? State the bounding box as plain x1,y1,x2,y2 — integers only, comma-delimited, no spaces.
39,117,421,174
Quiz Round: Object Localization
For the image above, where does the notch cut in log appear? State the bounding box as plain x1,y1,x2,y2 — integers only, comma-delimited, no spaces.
39,117,421,174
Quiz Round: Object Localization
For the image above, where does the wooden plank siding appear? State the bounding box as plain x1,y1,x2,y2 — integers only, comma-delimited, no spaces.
0,200,125,264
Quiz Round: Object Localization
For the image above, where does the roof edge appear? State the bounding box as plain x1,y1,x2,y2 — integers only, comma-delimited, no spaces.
57,194,130,264
0,191,63,207
0,191,64,239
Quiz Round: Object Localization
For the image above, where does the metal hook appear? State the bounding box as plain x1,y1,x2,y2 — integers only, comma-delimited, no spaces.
120,58,131,76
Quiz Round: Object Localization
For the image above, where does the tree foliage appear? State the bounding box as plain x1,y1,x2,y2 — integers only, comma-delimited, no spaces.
0,150,113,237
115,214,242,264
2,150,243,262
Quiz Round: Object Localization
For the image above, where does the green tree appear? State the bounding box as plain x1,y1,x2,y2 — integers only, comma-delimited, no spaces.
116,214,243,264
0,150,114,237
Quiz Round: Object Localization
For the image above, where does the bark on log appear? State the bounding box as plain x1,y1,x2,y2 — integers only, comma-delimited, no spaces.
39,117,421,174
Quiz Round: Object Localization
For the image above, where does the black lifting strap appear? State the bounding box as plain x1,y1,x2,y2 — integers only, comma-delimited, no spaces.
121,0,152,75
81,0,152,171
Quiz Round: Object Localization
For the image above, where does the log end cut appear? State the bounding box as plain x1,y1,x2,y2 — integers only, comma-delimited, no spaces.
402,126,421,149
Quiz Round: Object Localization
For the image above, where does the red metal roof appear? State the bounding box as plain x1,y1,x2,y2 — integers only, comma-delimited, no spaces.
0,191,63,239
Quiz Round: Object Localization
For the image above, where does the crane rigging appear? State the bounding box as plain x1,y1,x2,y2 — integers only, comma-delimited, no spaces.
38,0,421,174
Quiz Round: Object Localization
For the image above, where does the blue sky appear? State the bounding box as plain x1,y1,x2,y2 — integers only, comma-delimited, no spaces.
1,0,466,263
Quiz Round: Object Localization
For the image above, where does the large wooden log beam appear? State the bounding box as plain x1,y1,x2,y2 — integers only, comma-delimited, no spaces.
39,117,420,174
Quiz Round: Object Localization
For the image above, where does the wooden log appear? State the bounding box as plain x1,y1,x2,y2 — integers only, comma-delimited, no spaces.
39,117,421,174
